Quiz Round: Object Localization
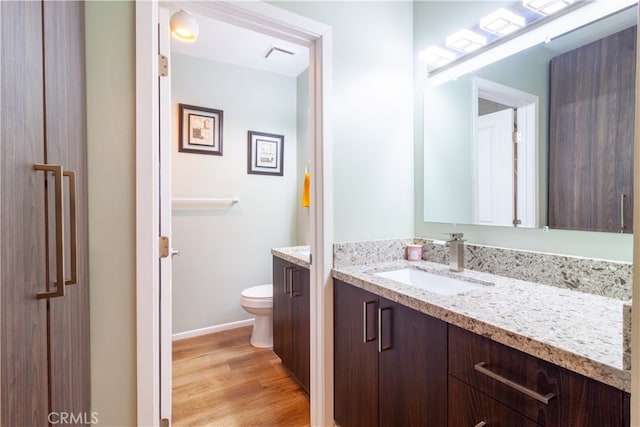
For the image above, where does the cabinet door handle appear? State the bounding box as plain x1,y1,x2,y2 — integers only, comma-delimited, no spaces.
620,193,626,232
34,164,65,299
474,422,487,427
283,267,294,296
378,306,392,353
63,170,78,286
474,362,555,404
362,300,376,343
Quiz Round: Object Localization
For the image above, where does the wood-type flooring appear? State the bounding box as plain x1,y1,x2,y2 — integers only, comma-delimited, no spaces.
172,326,310,426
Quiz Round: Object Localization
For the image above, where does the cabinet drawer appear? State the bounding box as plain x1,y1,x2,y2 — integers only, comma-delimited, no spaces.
449,325,559,426
449,376,541,427
448,325,630,427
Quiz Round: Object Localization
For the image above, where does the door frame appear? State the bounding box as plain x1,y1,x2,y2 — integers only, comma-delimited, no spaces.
135,1,333,426
471,76,539,228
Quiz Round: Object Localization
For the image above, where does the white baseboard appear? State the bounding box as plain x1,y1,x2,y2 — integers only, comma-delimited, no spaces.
172,318,254,341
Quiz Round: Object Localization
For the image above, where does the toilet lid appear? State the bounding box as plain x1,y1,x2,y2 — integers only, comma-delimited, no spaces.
241,284,272,299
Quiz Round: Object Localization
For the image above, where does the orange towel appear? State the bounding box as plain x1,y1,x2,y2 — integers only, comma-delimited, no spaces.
301,171,310,207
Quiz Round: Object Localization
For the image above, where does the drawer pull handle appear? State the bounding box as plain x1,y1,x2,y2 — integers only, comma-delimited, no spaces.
474,362,555,404
474,422,487,427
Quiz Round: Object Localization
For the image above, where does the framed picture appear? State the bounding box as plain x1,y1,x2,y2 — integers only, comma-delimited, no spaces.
178,103,223,155
247,131,284,176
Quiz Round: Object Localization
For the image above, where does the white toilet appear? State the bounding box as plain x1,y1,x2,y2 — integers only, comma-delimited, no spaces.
240,284,273,348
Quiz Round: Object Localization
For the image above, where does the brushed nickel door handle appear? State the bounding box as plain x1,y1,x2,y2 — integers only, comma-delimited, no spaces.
378,306,392,353
362,300,376,343
474,362,555,404
34,164,65,299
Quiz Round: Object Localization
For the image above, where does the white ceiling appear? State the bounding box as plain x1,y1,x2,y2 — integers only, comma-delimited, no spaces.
165,6,310,78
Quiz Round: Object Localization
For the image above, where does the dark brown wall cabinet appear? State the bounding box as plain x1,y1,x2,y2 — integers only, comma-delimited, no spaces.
273,256,310,393
1,1,90,426
333,280,448,427
448,325,630,427
548,26,636,233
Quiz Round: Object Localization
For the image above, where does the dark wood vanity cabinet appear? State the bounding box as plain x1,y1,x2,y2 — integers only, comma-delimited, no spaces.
273,256,310,393
333,280,447,427
448,325,630,427
548,25,636,233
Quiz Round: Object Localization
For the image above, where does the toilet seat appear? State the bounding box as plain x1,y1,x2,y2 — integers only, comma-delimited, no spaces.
241,284,272,299
240,284,273,309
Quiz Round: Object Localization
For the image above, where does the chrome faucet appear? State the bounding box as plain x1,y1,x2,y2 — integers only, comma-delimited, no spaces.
446,233,464,272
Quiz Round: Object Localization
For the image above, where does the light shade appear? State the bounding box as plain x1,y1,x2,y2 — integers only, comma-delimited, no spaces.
446,29,487,53
480,8,526,36
170,10,199,42
523,0,575,15
418,46,457,71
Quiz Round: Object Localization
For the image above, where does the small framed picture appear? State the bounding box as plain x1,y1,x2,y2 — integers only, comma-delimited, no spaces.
178,103,223,155
247,131,284,176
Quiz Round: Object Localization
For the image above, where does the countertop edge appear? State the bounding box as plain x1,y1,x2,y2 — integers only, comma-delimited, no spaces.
272,246,311,269
332,266,631,393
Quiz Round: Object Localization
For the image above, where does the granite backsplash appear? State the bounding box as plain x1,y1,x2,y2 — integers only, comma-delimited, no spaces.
334,237,632,301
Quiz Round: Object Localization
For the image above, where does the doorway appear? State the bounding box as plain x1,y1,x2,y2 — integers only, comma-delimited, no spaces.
472,77,539,228
135,2,333,426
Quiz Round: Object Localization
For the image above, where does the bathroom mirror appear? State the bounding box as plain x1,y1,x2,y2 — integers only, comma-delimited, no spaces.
423,2,637,229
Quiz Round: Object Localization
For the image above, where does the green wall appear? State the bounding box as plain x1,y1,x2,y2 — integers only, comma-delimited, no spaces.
273,1,416,242
85,1,136,425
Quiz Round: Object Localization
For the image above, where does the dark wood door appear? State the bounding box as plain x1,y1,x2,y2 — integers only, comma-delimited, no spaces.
43,0,91,419
0,1,50,424
292,267,310,393
548,26,636,233
334,280,378,427
378,297,448,427
273,257,293,367
1,1,90,425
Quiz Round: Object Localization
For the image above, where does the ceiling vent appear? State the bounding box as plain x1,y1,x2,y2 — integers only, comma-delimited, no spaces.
264,46,296,59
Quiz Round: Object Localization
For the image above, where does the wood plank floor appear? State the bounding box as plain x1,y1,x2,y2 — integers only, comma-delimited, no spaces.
172,326,310,426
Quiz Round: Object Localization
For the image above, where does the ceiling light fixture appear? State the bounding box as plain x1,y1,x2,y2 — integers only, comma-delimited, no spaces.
523,0,575,15
480,8,526,36
170,10,199,42
418,46,457,71
445,29,487,53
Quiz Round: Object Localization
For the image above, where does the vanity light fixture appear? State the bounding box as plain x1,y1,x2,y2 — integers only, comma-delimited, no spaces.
170,9,199,42
523,0,575,15
418,46,457,71
480,8,526,36
445,29,487,53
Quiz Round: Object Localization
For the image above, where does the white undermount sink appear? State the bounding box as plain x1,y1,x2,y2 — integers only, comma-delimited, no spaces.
374,267,491,296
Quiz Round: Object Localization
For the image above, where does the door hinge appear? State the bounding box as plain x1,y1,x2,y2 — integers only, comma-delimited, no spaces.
512,131,521,144
159,54,169,77
159,236,170,258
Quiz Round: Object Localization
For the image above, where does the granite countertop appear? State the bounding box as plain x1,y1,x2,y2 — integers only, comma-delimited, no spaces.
272,246,311,269
332,260,630,393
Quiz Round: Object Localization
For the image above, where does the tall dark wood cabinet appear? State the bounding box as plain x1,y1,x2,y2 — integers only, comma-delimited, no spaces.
272,256,310,393
1,1,90,425
548,25,636,233
334,280,448,427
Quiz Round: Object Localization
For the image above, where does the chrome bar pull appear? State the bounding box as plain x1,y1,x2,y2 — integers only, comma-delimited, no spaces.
283,267,294,296
362,300,376,343
378,307,392,353
34,164,65,299
474,362,555,404
474,422,487,427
